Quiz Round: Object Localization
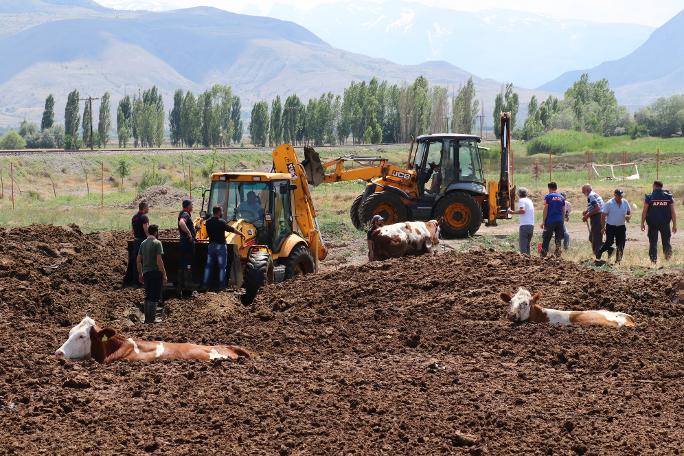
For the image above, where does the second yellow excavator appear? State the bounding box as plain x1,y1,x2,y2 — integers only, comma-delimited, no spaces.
302,112,516,238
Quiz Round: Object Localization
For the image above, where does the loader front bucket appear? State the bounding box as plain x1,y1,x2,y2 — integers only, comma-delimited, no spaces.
302,146,325,186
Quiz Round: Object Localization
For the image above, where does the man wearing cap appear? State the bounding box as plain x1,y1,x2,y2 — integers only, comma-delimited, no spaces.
367,215,385,261
581,184,605,257
177,199,196,296
641,181,677,264
596,189,631,264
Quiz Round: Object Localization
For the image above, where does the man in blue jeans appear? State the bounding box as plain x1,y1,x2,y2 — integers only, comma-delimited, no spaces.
540,182,566,258
202,205,244,291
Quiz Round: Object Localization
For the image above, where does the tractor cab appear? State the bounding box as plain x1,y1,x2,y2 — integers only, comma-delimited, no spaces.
412,134,485,201
201,172,295,256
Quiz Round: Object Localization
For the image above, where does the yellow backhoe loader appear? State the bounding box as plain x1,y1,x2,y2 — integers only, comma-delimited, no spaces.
301,112,516,238
126,144,327,304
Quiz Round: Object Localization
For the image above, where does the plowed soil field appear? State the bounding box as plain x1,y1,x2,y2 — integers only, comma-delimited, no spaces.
0,225,682,455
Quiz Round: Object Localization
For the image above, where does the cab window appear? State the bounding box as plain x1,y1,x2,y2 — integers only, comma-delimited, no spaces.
272,181,293,251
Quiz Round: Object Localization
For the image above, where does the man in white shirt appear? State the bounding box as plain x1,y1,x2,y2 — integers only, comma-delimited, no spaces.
509,187,535,255
596,188,631,264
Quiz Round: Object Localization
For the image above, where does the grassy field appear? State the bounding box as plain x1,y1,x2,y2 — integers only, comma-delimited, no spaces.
0,140,681,263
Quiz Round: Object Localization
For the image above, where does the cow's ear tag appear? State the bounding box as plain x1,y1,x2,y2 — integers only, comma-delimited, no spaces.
101,335,108,342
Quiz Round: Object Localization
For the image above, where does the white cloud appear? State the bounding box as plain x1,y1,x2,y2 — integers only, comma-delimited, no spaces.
95,0,683,27
385,8,415,32
361,15,386,29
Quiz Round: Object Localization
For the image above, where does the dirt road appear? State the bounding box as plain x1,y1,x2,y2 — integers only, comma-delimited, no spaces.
0,225,682,454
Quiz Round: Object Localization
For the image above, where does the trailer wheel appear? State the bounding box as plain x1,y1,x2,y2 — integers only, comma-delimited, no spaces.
241,251,273,305
435,192,482,239
350,194,364,230
359,191,407,226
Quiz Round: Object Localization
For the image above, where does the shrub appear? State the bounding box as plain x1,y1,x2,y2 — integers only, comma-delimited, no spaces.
138,166,167,191
527,130,611,155
0,130,27,149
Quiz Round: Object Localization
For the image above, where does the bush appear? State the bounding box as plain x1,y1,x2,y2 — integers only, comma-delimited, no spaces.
0,130,27,149
138,166,168,191
25,126,65,149
527,130,611,155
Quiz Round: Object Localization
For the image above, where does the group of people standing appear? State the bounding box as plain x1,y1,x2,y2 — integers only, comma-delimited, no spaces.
511,180,678,265
126,199,243,324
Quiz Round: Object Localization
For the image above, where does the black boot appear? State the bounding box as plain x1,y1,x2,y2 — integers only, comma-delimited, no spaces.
176,269,186,297
144,300,157,324
183,269,197,296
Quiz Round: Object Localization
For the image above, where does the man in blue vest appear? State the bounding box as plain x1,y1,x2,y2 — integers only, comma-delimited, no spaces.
581,184,605,257
641,181,677,264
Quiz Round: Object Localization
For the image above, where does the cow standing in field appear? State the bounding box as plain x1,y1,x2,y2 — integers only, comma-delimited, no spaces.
370,220,440,261
500,288,635,328
55,317,250,363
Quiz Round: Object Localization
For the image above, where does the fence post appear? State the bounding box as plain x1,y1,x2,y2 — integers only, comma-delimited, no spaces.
0,166,3,200
548,152,552,181
100,161,104,209
656,147,660,180
189,163,192,199
10,162,15,210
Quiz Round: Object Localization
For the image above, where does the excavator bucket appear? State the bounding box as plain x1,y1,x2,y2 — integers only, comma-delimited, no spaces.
301,146,325,187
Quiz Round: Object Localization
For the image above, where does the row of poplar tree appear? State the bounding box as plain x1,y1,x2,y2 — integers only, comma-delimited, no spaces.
247,76,483,147
43,76,485,150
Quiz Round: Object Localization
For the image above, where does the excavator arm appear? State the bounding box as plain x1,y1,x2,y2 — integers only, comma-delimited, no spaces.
271,144,327,266
487,112,516,225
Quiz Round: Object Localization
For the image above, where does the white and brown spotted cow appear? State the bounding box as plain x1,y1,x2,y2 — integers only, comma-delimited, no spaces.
55,317,250,363
370,220,440,261
500,288,636,328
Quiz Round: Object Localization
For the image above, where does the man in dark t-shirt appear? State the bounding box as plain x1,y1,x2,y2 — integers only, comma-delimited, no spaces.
124,201,150,286
202,205,244,291
177,199,196,296
540,181,566,258
641,181,677,264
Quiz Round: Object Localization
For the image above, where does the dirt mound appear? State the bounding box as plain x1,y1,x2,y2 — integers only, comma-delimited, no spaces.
129,185,189,209
0,226,683,454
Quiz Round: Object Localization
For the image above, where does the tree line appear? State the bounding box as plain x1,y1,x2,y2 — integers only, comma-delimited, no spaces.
247,76,484,147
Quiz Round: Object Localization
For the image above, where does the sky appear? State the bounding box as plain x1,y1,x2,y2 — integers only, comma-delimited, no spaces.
96,0,684,27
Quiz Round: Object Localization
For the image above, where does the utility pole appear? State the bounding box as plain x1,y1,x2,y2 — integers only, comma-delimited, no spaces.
78,96,100,151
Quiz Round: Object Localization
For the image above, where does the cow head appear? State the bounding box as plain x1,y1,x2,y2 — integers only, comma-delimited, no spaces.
424,219,441,243
55,316,116,360
500,288,540,323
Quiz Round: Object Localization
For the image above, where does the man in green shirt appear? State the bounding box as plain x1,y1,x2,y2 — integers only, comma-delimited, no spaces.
136,224,167,324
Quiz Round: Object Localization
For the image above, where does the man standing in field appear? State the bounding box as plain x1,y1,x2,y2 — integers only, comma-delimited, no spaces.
202,205,244,291
509,187,535,255
540,182,565,258
596,189,631,264
124,201,150,286
177,199,196,297
582,184,605,257
641,181,677,265
136,224,167,324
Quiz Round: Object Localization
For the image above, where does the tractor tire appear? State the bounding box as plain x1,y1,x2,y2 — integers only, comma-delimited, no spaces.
241,251,273,305
435,192,482,239
284,245,315,280
359,191,407,227
350,194,364,230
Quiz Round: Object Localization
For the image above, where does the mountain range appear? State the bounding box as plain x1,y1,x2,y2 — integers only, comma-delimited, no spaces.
268,2,655,89
0,0,545,128
0,1,682,129
540,9,684,109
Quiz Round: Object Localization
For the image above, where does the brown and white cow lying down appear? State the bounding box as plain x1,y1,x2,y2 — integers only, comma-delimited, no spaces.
370,220,440,261
500,288,636,328
55,317,250,363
